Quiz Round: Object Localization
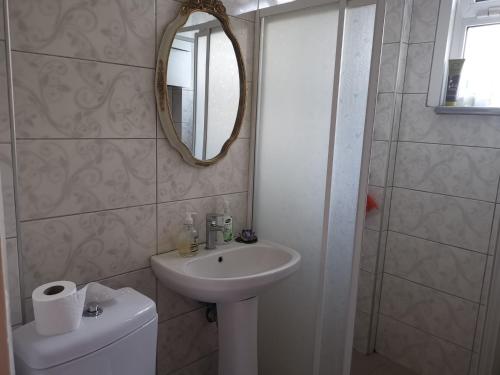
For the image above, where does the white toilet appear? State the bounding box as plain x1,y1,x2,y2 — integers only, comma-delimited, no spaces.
13,287,158,375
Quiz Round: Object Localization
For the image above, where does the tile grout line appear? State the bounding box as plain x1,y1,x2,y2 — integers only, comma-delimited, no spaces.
397,138,500,152
390,185,496,204
12,49,156,71
18,191,249,224
386,229,491,256
383,271,482,305
379,312,475,353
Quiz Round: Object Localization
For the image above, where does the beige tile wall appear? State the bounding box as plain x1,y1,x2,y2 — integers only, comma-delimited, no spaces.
361,0,500,374
3,0,257,374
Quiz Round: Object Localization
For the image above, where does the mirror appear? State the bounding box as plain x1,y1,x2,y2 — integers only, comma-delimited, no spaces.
156,0,246,167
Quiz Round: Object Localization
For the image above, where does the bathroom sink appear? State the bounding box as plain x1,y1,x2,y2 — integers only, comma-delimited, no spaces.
152,240,300,375
151,240,301,303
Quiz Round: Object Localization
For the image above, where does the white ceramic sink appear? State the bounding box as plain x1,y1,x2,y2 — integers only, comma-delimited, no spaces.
151,240,300,303
151,239,300,375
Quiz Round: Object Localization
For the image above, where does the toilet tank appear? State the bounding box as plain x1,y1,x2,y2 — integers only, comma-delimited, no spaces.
13,288,158,375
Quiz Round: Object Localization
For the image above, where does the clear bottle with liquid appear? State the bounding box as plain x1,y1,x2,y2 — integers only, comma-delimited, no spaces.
177,212,199,257
222,200,233,243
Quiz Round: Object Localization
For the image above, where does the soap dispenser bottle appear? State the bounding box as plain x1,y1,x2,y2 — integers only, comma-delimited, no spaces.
177,212,199,257
222,199,233,243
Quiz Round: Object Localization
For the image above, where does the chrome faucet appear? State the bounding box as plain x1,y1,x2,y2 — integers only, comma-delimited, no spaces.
206,213,224,250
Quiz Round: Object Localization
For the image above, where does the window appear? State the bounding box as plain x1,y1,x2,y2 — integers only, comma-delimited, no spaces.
429,0,500,110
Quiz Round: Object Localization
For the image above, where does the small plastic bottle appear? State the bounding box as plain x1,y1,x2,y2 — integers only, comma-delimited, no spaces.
177,212,199,257
222,200,233,243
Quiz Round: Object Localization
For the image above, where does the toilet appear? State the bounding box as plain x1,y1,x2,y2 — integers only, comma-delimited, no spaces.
12,287,158,375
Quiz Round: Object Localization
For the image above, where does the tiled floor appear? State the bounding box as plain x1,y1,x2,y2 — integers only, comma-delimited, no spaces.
350,350,417,375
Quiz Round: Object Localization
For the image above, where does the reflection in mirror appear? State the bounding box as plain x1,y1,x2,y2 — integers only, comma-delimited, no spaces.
166,12,240,160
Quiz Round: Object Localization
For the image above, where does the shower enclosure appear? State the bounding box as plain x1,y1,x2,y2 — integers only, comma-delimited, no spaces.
249,0,382,374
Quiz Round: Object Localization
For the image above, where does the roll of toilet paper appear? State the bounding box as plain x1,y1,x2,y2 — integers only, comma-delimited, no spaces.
32,281,87,336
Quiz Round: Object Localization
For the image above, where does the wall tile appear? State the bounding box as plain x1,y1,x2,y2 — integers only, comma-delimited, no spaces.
404,42,433,94
230,17,254,82
379,44,400,93
394,142,500,202
357,270,375,314
385,232,486,302
410,0,439,43
0,0,4,40
0,41,10,142
383,0,405,43
489,204,500,254
399,94,500,148
169,351,218,375
0,144,16,237
380,274,479,349
17,139,156,220
98,267,156,303
21,205,156,297
361,229,380,273
157,139,249,203
376,315,471,375
237,83,253,139
157,192,247,253
12,52,156,139
157,281,202,322
389,188,494,253
369,141,389,187
373,93,395,141
157,308,218,374
353,310,371,353
473,305,486,353
6,239,22,325
480,255,493,305
156,0,182,48
9,0,156,67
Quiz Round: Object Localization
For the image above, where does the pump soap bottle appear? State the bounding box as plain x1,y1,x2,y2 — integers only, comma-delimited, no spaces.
176,212,199,257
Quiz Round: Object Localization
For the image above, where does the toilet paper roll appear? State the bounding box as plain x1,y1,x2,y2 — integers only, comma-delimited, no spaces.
32,281,87,336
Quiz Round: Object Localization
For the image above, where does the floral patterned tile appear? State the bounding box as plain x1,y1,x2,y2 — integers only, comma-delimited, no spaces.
376,315,471,375
157,139,249,203
380,274,479,349
389,188,494,253
157,308,218,374
385,232,486,302
17,139,156,220
12,52,156,139
9,0,156,67
20,204,156,297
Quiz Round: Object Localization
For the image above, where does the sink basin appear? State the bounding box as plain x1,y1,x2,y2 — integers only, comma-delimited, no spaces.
151,239,300,375
151,240,300,303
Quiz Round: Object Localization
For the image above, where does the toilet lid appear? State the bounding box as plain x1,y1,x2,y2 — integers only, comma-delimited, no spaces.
13,288,157,370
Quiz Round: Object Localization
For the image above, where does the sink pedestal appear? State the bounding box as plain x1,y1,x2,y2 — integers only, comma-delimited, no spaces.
217,297,258,375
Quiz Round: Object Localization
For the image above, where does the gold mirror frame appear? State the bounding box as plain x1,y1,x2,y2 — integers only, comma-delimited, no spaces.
155,0,247,168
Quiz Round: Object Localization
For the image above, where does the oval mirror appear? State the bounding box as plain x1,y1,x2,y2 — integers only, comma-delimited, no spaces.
156,0,246,167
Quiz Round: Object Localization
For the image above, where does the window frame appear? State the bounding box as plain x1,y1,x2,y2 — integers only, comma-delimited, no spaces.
428,0,500,111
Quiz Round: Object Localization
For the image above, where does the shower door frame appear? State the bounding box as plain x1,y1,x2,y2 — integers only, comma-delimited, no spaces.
247,1,385,374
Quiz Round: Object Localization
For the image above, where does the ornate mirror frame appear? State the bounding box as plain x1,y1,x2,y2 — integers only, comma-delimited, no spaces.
155,0,247,167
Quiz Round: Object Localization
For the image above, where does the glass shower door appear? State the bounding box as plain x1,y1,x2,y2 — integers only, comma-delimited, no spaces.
252,1,379,374
253,4,339,375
